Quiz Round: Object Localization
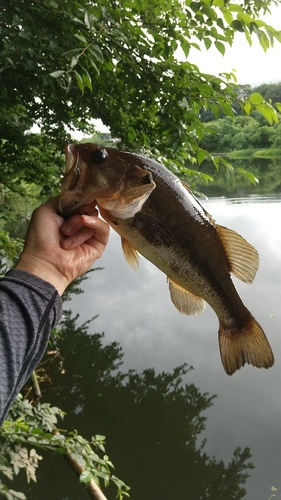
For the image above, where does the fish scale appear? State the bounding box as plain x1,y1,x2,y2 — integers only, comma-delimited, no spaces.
59,143,274,375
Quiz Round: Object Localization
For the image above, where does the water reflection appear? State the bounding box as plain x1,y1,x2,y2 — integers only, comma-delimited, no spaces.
61,193,281,500
30,309,254,500
196,156,281,198
12,189,281,500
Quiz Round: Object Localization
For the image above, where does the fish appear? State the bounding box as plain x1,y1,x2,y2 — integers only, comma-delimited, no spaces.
58,143,274,375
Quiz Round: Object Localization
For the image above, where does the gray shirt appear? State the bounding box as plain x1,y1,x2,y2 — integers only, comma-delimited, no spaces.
0,269,63,425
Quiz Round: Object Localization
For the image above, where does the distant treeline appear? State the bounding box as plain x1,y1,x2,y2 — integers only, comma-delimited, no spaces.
200,82,281,153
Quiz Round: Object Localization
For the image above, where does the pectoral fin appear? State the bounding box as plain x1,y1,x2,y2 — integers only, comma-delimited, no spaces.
215,224,259,284
121,237,140,271
168,278,206,315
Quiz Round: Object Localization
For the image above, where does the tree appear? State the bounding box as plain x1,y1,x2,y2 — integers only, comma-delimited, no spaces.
253,82,281,105
0,2,280,497
7,306,253,500
1,0,281,192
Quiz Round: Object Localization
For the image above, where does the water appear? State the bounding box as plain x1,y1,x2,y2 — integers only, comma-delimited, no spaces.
44,189,281,500
5,165,281,499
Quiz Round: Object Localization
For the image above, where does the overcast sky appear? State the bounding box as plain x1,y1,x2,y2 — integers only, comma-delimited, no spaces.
187,4,281,86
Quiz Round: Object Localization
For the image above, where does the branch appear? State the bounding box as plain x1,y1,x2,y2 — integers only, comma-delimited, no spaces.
63,453,109,500
30,371,42,401
28,372,109,500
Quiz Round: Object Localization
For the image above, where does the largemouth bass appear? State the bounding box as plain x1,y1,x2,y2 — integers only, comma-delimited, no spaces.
59,143,274,375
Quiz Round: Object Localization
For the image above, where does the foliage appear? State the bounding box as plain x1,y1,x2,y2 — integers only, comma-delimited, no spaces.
0,394,130,500
193,155,281,197
1,0,281,191
200,113,281,153
1,1,280,498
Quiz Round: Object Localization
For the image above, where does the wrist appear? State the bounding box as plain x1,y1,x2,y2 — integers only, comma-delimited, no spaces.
15,254,69,296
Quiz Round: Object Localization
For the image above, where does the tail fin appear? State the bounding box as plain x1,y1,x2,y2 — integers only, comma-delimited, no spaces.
219,318,274,375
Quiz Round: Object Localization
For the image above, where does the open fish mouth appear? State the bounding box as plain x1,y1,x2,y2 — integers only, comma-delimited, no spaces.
57,200,98,219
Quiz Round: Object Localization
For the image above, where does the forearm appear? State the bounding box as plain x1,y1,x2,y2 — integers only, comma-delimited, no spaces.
0,269,63,425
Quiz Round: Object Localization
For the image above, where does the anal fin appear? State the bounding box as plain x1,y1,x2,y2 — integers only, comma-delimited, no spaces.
121,237,140,271
168,278,206,315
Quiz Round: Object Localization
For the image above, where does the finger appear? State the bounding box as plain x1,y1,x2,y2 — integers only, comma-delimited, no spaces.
80,215,110,245
60,214,88,236
60,219,109,250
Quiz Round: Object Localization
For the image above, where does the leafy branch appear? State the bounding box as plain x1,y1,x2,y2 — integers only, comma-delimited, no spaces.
0,394,130,500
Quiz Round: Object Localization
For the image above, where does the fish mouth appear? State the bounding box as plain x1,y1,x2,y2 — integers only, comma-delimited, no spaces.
58,199,97,219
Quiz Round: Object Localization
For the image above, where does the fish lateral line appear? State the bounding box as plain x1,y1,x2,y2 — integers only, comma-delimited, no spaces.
59,143,274,376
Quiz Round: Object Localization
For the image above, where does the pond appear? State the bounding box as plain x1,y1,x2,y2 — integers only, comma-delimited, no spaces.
9,160,281,500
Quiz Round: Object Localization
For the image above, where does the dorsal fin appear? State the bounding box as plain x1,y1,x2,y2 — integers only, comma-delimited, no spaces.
181,181,216,223
168,278,206,315
121,237,140,271
215,224,259,284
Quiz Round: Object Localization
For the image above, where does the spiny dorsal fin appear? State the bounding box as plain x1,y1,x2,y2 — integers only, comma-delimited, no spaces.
181,181,216,224
121,237,139,271
168,278,206,315
216,224,259,284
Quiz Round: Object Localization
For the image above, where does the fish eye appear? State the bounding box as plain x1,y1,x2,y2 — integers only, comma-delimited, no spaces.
91,149,108,163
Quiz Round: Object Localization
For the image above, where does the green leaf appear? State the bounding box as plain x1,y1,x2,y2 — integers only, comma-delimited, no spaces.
212,0,224,7
221,9,233,25
230,20,244,32
82,71,93,91
197,149,207,164
244,28,252,46
88,58,100,75
49,70,65,78
79,470,93,484
275,102,281,112
260,31,270,52
74,33,87,44
70,55,79,68
220,101,234,116
228,4,242,12
89,44,104,63
249,93,264,105
237,168,259,185
203,38,212,50
243,101,251,115
255,104,278,124
214,41,225,55
74,71,84,92
237,11,254,25
181,40,191,57
84,11,91,29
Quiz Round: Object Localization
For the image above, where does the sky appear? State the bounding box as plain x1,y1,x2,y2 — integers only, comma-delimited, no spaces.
187,4,281,86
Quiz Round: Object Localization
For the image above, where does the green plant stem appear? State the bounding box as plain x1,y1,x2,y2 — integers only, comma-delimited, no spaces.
28,372,109,499
30,371,42,401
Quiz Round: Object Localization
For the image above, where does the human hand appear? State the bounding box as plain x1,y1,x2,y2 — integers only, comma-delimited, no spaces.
15,197,110,295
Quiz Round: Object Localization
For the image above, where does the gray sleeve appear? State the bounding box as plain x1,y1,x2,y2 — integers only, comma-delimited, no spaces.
0,269,63,425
